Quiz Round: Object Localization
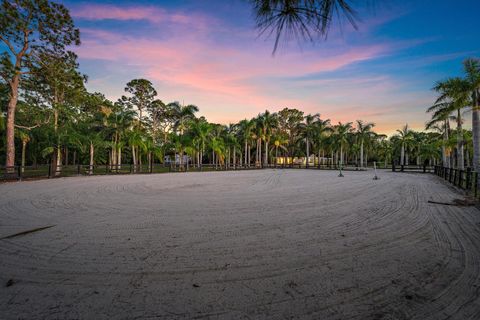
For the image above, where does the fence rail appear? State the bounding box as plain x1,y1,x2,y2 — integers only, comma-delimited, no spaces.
433,165,478,197
1,162,370,182
391,164,434,173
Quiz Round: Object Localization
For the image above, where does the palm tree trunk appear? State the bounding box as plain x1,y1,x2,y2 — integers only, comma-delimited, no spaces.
472,96,480,172
118,147,122,170
258,138,261,167
202,142,205,168
401,143,405,166
275,146,278,167
306,137,309,168
360,141,364,168
340,145,344,167
21,140,27,173
132,146,136,173
244,140,248,167
89,141,94,175
138,149,142,171
443,120,449,167
233,146,236,169
111,145,116,169
148,152,152,172
180,149,183,169
457,109,464,170
264,141,268,166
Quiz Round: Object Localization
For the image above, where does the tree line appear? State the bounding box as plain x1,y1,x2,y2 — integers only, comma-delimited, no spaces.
0,69,469,172
1,1,479,174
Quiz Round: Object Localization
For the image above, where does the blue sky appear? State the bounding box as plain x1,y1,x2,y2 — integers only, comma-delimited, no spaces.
56,0,480,133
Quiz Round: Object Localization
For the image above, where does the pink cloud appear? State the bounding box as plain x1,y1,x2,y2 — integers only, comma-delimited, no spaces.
72,4,215,33
73,4,429,134
73,5,165,23
76,28,388,107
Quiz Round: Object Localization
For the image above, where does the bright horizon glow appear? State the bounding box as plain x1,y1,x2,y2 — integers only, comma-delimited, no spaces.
61,0,480,136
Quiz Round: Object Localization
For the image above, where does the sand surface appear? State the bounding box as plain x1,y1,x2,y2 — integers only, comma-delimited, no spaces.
1,169,480,319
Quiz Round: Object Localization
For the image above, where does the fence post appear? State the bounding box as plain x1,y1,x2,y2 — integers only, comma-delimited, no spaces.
77,164,81,175
466,168,471,190
17,166,22,181
475,172,478,198
48,163,52,179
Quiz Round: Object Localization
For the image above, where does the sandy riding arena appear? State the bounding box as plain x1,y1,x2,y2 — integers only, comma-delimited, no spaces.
1,169,480,319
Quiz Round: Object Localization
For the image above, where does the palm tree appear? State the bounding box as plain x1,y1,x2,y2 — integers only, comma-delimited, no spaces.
259,110,278,166
127,129,145,172
169,102,199,135
396,124,413,166
463,59,480,172
277,108,304,166
209,124,226,168
111,103,135,170
270,132,289,166
419,140,441,166
16,130,30,173
238,119,255,167
463,129,473,167
378,139,392,168
224,124,237,168
333,122,352,167
190,118,211,168
430,77,470,169
356,120,375,168
299,113,319,168
312,118,331,167
251,117,263,167
426,111,451,168
169,102,199,168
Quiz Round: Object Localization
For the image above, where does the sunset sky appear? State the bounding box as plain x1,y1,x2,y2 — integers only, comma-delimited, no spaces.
62,0,479,135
